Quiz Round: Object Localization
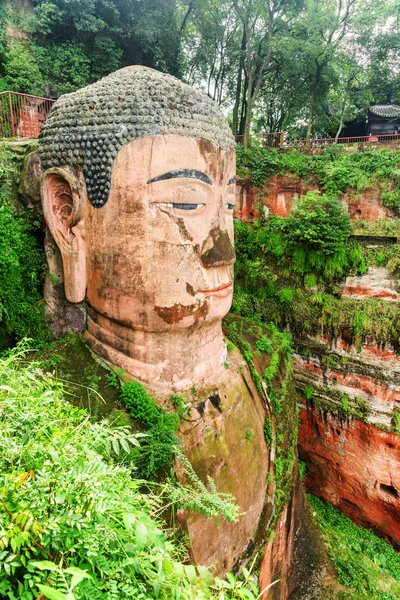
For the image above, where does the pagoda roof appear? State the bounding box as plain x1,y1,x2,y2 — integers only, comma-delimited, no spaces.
369,105,400,118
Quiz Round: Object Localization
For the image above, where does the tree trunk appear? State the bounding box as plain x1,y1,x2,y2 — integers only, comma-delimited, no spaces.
232,27,247,136
335,118,344,140
306,87,316,142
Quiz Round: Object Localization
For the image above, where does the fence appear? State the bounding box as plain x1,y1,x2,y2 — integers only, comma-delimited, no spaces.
241,131,400,149
0,92,56,138
235,131,284,148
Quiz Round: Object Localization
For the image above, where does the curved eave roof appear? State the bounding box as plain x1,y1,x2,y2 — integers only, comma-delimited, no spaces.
369,105,400,118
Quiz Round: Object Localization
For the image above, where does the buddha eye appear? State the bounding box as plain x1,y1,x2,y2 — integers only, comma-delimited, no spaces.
157,202,204,211
225,203,235,210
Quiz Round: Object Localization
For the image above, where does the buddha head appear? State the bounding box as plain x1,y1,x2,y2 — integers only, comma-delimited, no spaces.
39,66,236,390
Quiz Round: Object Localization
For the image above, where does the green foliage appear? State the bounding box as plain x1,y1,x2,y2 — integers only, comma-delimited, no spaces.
303,386,314,401
264,417,272,447
309,494,400,599
120,382,181,478
0,144,49,348
233,193,362,313
244,429,254,443
1,0,181,96
298,460,306,481
234,213,400,349
2,41,43,94
0,343,243,599
391,408,400,434
237,146,400,205
171,393,188,419
225,316,297,520
134,412,180,479
120,381,160,427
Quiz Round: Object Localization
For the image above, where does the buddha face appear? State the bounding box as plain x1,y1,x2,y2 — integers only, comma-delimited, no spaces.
42,135,236,333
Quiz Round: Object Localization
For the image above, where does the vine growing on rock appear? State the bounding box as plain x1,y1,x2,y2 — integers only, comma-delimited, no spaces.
224,316,298,521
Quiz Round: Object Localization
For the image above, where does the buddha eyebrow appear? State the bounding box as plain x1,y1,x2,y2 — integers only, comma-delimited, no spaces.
147,169,213,185
228,176,236,185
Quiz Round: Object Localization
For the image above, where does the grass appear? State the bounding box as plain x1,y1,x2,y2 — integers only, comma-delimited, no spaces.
309,494,400,600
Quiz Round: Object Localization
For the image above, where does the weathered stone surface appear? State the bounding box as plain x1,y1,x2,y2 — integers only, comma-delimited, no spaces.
260,478,328,600
235,175,313,222
43,230,86,338
342,266,399,301
178,349,268,575
299,405,400,547
235,176,395,222
18,149,43,212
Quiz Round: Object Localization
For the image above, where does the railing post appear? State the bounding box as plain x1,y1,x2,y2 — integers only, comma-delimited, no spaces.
280,132,284,147
8,92,15,137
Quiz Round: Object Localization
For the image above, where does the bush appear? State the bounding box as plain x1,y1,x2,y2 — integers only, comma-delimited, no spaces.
0,144,49,348
309,494,400,599
120,382,181,478
120,380,160,426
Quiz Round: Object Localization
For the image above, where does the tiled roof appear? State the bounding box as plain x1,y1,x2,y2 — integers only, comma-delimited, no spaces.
369,105,400,118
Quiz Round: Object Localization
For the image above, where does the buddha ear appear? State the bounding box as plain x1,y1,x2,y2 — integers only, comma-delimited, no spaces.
41,167,87,303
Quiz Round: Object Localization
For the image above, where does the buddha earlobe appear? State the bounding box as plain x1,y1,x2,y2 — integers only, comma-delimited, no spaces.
41,167,87,303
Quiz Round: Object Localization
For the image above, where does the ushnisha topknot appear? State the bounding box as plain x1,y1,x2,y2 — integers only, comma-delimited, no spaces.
38,66,235,208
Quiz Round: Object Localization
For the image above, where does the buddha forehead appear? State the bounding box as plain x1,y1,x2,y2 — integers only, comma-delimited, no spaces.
38,66,235,208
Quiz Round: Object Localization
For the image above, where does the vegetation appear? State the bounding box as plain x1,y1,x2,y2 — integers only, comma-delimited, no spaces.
310,494,400,600
0,0,399,143
237,143,400,199
0,143,49,349
224,316,297,518
233,176,400,350
0,343,264,600
120,381,181,479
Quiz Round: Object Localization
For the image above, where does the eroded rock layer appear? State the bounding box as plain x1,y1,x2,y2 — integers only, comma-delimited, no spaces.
299,404,400,547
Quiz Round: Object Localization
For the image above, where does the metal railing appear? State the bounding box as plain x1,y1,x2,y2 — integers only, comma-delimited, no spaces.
0,91,56,138
285,133,400,148
235,131,284,147
239,131,400,149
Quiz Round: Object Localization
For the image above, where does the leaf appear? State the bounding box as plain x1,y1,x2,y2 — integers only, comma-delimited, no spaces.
122,512,136,530
37,585,67,600
64,566,92,590
120,438,130,453
198,565,211,585
135,522,148,550
112,438,120,455
148,527,165,550
30,560,59,572
184,565,197,584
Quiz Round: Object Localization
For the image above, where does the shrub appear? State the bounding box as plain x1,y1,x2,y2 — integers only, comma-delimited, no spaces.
120,382,181,478
309,494,400,598
135,412,180,478
120,380,160,426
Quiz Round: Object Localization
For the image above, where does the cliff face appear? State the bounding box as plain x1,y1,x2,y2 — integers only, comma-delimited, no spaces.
235,165,400,550
235,175,396,222
299,405,400,547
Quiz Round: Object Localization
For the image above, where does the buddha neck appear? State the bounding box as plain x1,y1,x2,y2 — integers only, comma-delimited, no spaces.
84,306,228,393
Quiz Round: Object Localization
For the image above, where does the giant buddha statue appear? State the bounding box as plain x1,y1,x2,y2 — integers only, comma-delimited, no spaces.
38,67,273,577
39,66,236,392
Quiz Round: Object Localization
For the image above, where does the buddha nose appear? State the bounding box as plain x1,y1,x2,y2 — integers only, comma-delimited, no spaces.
200,227,236,268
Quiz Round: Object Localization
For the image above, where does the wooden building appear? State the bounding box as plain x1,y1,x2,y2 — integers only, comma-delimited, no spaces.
340,104,400,138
